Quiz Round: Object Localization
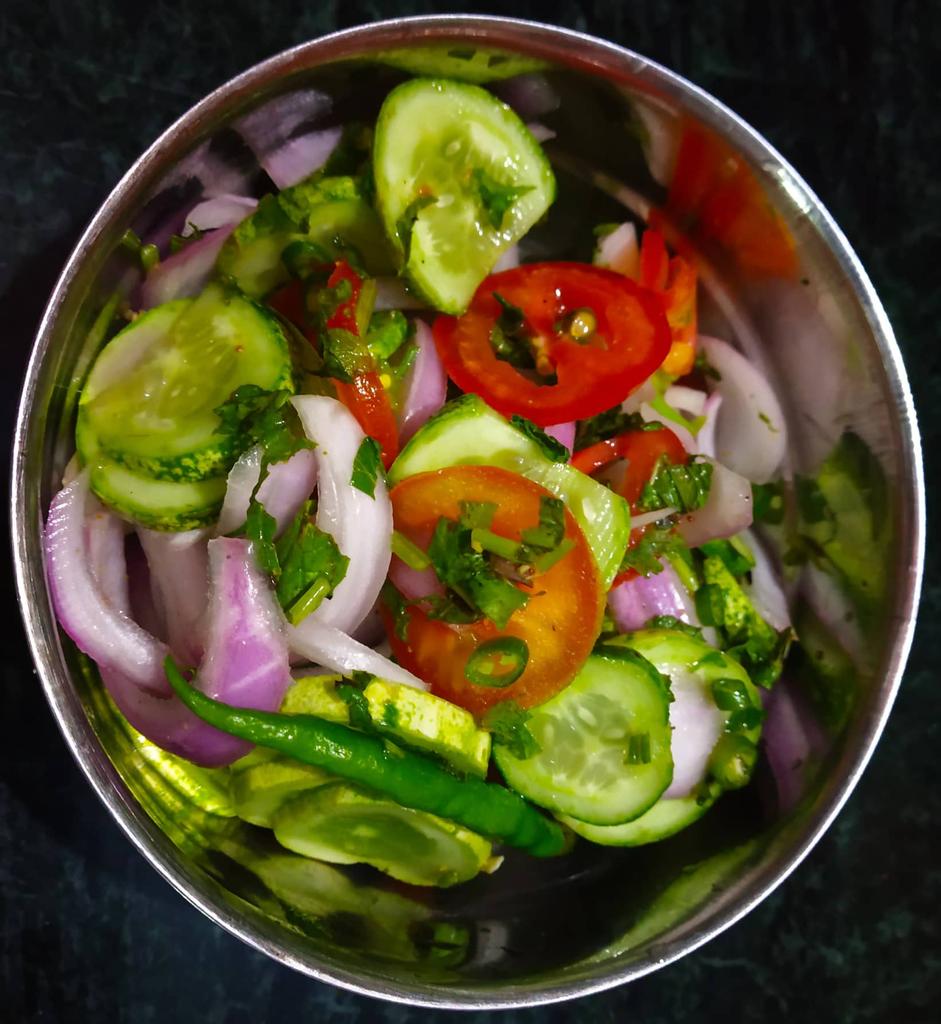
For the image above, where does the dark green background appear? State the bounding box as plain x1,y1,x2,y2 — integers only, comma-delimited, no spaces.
1,2,937,1021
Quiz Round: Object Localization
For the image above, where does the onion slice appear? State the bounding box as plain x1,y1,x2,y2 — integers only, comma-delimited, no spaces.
607,559,698,633
255,449,319,536
216,446,263,537
593,222,639,277
45,472,168,695
137,527,209,666
399,321,448,444
288,620,427,690
664,669,726,799
291,396,393,633
263,127,342,189
700,335,787,483
741,528,791,632
140,225,236,309
677,459,753,547
182,194,257,234
544,421,575,452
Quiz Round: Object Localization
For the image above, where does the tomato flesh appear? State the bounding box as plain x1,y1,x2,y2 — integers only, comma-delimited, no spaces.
385,465,603,716
433,263,671,426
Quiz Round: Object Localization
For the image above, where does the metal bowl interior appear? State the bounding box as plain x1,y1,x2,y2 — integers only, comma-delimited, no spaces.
11,16,923,1010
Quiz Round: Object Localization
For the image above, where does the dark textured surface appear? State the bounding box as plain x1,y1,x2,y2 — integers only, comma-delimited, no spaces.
1,2,937,1021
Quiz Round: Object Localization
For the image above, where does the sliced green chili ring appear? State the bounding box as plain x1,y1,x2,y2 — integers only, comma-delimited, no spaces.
464,637,529,688
711,677,752,712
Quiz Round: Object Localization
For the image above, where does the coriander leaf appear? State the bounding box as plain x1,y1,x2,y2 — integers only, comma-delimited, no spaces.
520,495,566,551
213,385,313,466
350,437,383,498
243,498,279,576
510,414,569,462
458,500,497,530
644,614,703,639
426,517,528,629
321,327,364,383
365,309,410,361
637,456,713,513
275,503,349,617
421,593,482,625
381,581,412,641
574,406,648,450
281,238,335,281
472,168,533,230
335,682,373,732
694,349,722,381
482,701,541,760
619,520,687,577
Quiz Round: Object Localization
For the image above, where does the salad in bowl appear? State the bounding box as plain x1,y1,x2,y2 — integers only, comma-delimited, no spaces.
23,27,915,999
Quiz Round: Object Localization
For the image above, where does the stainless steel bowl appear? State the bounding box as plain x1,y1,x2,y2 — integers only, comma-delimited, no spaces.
11,15,924,1009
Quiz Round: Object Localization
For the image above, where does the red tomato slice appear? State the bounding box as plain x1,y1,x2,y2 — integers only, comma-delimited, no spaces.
432,263,671,426
572,427,687,588
638,230,698,377
384,465,603,716
334,372,399,468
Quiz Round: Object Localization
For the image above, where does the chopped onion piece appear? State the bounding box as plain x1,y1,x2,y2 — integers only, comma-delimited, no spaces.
607,559,696,633
700,335,787,483
664,668,725,799
291,396,392,634
677,459,753,547
593,222,639,277
399,321,448,444
182,194,257,234
263,127,342,189
216,446,263,537
697,392,724,459
288,620,427,690
493,244,520,273
741,529,791,632
544,421,575,452
373,277,429,311
255,449,319,536
140,225,236,309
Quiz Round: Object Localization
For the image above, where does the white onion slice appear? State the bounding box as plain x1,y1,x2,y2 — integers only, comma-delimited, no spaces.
639,401,696,452
399,321,448,444
544,421,575,452
493,244,520,273
664,385,707,418
493,73,560,119
663,668,726,798
255,449,319,536
288,620,427,690
373,277,429,311
182,194,257,234
137,527,209,666
700,335,787,483
593,222,639,277
291,395,392,633
697,392,723,459
140,225,236,309
216,446,263,537
44,472,168,695
236,89,331,159
263,127,342,189
388,557,443,603
526,122,556,142
677,459,753,547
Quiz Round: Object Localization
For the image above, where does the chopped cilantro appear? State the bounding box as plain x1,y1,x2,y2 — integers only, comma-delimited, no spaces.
381,581,412,641
213,385,313,466
242,499,279,576
698,537,755,578
573,406,650,450
694,349,722,381
619,520,686,577
520,495,566,553
396,194,437,258
752,481,785,524
365,309,410,361
275,502,349,620
482,700,541,760
391,530,431,571
350,437,383,498
458,501,497,530
335,682,373,732
472,168,534,229
644,614,703,639
637,456,713,513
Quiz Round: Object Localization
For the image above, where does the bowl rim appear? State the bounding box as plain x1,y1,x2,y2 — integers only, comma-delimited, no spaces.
11,13,925,1010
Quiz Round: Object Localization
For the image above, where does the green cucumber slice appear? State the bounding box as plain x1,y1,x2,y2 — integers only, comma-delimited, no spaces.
373,47,547,84
282,674,491,777
373,78,555,313
230,758,333,828
272,783,493,887
388,394,631,588
493,648,673,826
217,175,396,297
81,442,227,531
79,285,293,481
559,792,715,847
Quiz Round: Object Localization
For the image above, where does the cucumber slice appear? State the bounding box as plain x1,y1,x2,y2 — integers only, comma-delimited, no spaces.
282,674,491,777
80,425,227,530
373,78,555,313
80,285,293,482
217,175,396,298
230,757,333,828
559,792,715,847
373,47,547,84
273,783,493,887
388,395,631,588
493,648,673,826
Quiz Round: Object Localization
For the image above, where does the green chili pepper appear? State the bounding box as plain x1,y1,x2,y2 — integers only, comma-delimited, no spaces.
464,637,529,688
165,657,565,857
708,734,758,789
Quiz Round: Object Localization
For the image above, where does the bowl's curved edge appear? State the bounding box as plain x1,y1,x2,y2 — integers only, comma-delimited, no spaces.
10,14,925,1010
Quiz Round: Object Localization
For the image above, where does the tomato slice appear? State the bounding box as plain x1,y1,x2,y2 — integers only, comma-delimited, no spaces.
268,264,399,468
572,427,687,588
384,465,603,716
432,263,671,426
637,230,698,377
